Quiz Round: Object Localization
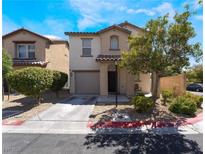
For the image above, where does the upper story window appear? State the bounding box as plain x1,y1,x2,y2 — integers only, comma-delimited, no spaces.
17,44,35,59
82,38,92,57
110,35,119,50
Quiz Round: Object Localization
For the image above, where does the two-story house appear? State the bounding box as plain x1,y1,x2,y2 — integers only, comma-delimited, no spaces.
65,21,151,96
3,28,69,73
3,28,70,90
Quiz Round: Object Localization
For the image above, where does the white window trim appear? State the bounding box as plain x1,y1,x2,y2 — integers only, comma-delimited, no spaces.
82,38,92,56
110,35,119,50
17,44,35,59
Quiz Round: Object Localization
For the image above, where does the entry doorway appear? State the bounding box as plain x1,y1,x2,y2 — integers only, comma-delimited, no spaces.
108,71,117,93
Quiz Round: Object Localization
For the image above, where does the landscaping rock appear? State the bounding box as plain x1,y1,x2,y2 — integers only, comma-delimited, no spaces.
111,112,131,122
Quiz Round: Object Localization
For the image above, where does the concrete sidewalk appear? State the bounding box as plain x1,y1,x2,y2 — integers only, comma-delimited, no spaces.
3,115,203,135
3,121,202,135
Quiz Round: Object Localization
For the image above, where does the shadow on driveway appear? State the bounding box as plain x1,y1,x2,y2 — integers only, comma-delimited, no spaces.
84,133,202,154
57,96,97,105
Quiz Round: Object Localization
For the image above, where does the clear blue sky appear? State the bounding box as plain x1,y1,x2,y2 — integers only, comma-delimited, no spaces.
3,0,203,65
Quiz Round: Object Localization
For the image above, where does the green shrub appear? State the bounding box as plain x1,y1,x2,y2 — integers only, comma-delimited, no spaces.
135,91,145,96
184,92,203,108
50,71,68,97
7,67,53,103
131,96,154,113
169,96,197,115
161,90,173,104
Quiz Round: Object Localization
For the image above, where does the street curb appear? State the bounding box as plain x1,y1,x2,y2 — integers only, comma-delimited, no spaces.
87,112,203,129
2,119,25,125
185,112,203,125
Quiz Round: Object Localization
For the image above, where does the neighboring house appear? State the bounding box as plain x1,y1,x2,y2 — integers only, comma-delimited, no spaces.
2,28,69,87
65,21,151,96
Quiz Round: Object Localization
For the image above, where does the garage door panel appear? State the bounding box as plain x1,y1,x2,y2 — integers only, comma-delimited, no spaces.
75,72,100,94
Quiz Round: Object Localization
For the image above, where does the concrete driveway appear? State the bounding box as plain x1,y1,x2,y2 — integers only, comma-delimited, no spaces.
31,96,96,121
3,96,96,134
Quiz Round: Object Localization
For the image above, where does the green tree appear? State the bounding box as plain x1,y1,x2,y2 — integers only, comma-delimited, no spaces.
2,49,12,100
120,6,202,101
2,49,12,78
186,64,203,83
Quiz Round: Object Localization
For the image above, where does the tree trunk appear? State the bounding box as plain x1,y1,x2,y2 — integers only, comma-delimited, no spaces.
151,71,160,102
6,79,10,101
37,95,41,105
55,91,59,98
8,86,10,101
163,98,167,105
2,78,4,101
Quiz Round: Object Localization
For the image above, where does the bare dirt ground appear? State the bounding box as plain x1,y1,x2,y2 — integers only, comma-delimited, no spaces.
90,98,202,123
2,90,70,121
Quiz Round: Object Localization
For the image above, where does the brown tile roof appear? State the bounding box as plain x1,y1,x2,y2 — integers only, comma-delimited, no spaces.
118,21,145,31
64,32,97,35
65,22,145,36
65,24,132,36
13,59,48,67
96,54,121,62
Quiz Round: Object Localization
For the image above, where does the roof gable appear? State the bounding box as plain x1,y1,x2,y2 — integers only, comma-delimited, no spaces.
118,21,144,31
2,28,51,41
97,25,131,34
65,22,144,36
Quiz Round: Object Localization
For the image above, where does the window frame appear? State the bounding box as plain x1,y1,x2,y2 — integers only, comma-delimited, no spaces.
28,44,35,59
110,35,119,50
16,44,36,59
81,38,92,57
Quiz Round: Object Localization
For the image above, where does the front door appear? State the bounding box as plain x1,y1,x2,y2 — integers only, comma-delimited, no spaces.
108,71,116,93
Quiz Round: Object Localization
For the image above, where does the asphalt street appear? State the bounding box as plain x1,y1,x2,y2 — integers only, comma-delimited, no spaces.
3,133,203,154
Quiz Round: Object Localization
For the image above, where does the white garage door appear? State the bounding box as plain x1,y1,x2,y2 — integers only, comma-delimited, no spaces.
75,71,100,94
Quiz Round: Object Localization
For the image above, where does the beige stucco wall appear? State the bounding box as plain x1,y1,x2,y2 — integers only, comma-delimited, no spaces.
3,31,48,61
12,66,37,70
98,62,151,96
137,73,151,93
99,30,129,55
126,70,135,96
119,68,127,94
99,63,108,96
69,35,100,93
46,43,69,74
69,35,100,70
68,25,151,96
